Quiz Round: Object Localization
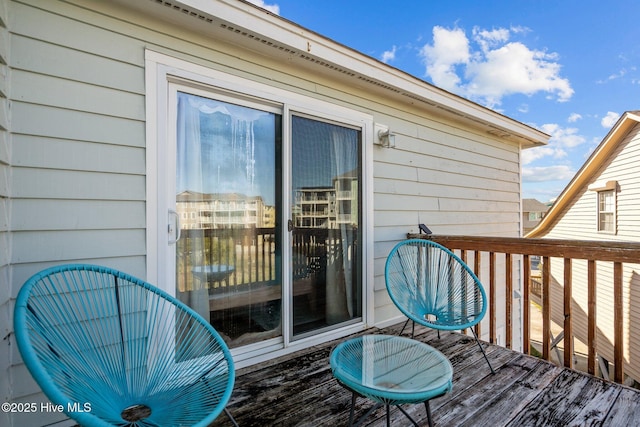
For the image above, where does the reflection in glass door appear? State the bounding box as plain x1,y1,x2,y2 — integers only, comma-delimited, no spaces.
291,115,362,338
174,90,282,349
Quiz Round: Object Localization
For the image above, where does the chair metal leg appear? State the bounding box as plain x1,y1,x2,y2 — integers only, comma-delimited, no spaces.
399,318,411,335
224,408,239,427
470,327,495,374
396,405,420,427
386,404,390,427
425,401,433,427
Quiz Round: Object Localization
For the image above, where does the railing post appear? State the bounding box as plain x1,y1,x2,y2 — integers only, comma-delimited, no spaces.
490,252,496,344
252,228,258,282
460,250,468,335
614,262,623,383
523,254,530,355
563,258,573,368
587,260,596,376
542,256,551,361
474,251,482,339
506,253,512,349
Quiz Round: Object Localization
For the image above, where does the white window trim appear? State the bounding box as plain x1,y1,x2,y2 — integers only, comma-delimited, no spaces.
145,50,374,367
596,189,616,234
588,180,617,234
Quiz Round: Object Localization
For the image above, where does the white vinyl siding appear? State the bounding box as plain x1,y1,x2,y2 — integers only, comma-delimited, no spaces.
9,3,147,424
10,2,147,269
6,1,528,424
0,1,10,426
541,123,640,383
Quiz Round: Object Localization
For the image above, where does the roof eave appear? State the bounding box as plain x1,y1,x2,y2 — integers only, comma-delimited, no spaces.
114,0,548,148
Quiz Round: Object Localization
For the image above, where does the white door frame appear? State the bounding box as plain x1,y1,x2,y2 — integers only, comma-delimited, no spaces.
145,50,374,368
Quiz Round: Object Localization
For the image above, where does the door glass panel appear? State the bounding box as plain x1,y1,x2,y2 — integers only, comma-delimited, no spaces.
291,115,362,337
175,91,282,348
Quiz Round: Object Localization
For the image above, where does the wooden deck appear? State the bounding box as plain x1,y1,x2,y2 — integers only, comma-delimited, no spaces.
212,323,640,426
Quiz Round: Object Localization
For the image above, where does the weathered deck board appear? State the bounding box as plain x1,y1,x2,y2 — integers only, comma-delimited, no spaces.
457,358,564,426
211,323,640,426
604,387,640,425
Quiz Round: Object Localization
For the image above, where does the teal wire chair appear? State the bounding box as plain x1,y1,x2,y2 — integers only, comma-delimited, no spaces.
14,264,238,427
385,239,495,374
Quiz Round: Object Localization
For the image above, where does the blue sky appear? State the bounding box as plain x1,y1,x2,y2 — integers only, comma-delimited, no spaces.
249,0,640,202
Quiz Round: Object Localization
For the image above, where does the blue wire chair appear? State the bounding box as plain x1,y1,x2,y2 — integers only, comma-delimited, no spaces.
14,264,238,427
385,239,495,374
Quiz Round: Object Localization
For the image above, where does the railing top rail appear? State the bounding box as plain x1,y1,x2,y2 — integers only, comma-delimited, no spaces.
408,234,640,263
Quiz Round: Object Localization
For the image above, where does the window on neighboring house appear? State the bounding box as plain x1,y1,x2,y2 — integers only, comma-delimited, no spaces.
588,180,618,234
597,189,615,232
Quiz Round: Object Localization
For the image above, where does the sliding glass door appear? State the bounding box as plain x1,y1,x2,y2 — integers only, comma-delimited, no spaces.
165,82,363,356
291,115,362,338
173,89,282,348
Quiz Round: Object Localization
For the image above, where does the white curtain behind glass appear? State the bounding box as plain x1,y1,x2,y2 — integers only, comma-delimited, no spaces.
292,116,360,326
327,127,357,322
176,92,207,319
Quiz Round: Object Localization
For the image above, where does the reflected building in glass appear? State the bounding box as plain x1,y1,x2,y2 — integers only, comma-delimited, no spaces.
294,169,358,229
176,191,275,230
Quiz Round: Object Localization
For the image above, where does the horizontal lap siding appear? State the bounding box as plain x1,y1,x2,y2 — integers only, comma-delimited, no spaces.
544,124,640,382
7,1,526,422
9,3,148,423
0,0,9,426
11,1,146,285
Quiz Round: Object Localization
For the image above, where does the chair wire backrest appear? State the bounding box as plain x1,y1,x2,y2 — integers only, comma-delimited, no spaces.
385,239,487,331
14,264,235,427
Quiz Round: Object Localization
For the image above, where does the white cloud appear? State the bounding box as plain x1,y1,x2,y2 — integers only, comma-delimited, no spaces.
522,123,586,167
472,27,510,53
246,0,280,14
381,46,397,64
522,165,575,182
567,113,582,123
419,26,573,108
421,26,470,92
521,146,563,165
601,111,620,128
607,69,627,80
597,67,636,83
540,123,586,148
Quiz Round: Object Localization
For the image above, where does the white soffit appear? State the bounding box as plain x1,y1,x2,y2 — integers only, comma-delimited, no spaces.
119,0,549,148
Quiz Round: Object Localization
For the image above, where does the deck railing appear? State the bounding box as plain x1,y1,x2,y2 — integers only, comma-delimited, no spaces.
176,227,347,293
409,233,640,384
177,228,277,293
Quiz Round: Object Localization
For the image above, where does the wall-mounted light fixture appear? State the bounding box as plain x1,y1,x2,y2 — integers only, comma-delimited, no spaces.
374,124,396,148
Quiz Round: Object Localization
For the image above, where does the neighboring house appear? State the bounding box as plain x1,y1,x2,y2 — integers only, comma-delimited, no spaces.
2,1,548,425
522,198,550,234
527,111,640,383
